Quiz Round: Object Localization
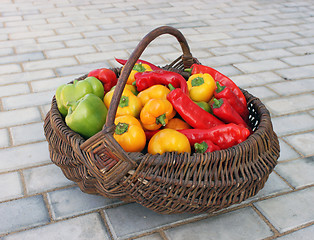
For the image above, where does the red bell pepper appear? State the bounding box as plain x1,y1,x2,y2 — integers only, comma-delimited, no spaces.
115,58,161,71
214,82,249,122
167,88,224,129
88,68,117,93
194,139,220,153
211,98,250,129
134,70,189,95
186,64,247,107
178,123,250,150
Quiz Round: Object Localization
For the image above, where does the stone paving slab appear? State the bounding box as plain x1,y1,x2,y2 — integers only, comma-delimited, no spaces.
0,0,314,239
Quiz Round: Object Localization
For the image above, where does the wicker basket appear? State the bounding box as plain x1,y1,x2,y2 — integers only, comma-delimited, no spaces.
44,26,280,214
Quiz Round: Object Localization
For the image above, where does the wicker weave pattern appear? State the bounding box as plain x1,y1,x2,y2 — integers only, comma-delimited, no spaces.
43,26,279,214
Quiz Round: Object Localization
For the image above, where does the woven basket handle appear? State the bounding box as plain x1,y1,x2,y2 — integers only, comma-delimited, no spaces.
105,25,193,128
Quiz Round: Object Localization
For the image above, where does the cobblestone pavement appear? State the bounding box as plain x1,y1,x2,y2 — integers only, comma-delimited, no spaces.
0,0,314,239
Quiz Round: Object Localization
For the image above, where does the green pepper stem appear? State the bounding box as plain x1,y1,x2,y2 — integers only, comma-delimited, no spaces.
168,83,176,91
191,77,204,87
133,62,146,72
216,82,225,93
194,142,208,153
184,68,192,73
115,122,129,135
156,113,166,126
212,98,223,109
119,96,129,108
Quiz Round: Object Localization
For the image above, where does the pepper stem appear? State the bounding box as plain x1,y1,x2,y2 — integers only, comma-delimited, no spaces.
115,122,129,135
133,63,146,72
212,98,223,109
184,68,192,73
156,113,166,126
191,77,204,87
168,83,176,91
216,82,225,93
194,142,208,153
119,96,129,108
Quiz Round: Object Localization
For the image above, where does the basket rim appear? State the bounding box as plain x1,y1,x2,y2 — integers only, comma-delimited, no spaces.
46,70,275,159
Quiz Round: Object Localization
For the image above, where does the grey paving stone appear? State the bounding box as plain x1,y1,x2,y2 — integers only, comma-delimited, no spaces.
244,49,293,61
234,60,289,74
247,171,292,201
104,202,202,240
274,224,314,240
0,141,50,173
3,213,109,240
31,75,78,92
275,157,314,188
0,63,21,75
253,41,296,50
271,113,314,136
2,90,55,110
269,79,314,96
0,52,45,65
0,172,23,202
22,57,77,71
0,195,49,235
0,69,55,85
0,83,30,98
276,66,314,80
264,94,314,116
0,129,10,148
244,86,278,100
231,72,282,88
284,132,314,156
277,139,301,162
254,187,314,233
0,107,41,128
281,55,314,67
23,164,73,195
10,122,45,145
47,187,120,220
164,207,273,240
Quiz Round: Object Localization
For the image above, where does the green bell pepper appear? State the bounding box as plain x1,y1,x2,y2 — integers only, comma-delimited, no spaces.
56,77,104,116
65,93,108,139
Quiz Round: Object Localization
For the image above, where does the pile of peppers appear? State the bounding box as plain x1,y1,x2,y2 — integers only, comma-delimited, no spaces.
56,58,252,155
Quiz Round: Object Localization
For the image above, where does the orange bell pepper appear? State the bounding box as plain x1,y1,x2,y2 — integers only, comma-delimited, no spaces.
140,99,175,131
137,84,170,106
114,115,146,152
165,118,191,130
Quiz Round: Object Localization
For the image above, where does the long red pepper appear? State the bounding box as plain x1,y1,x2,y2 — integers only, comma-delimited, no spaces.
115,58,161,71
211,98,250,129
167,88,224,129
134,70,189,95
178,123,250,150
214,82,249,122
194,139,220,153
187,64,247,107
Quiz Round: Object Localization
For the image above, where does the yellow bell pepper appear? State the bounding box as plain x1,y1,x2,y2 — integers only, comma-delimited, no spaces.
140,99,175,131
104,88,142,118
111,84,138,96
137,84,170,106
122,63,152,85
187,73,216,102
148,129,191,155
114,115,146,152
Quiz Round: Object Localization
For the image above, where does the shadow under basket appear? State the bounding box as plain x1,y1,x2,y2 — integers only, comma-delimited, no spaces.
43,26,280,214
